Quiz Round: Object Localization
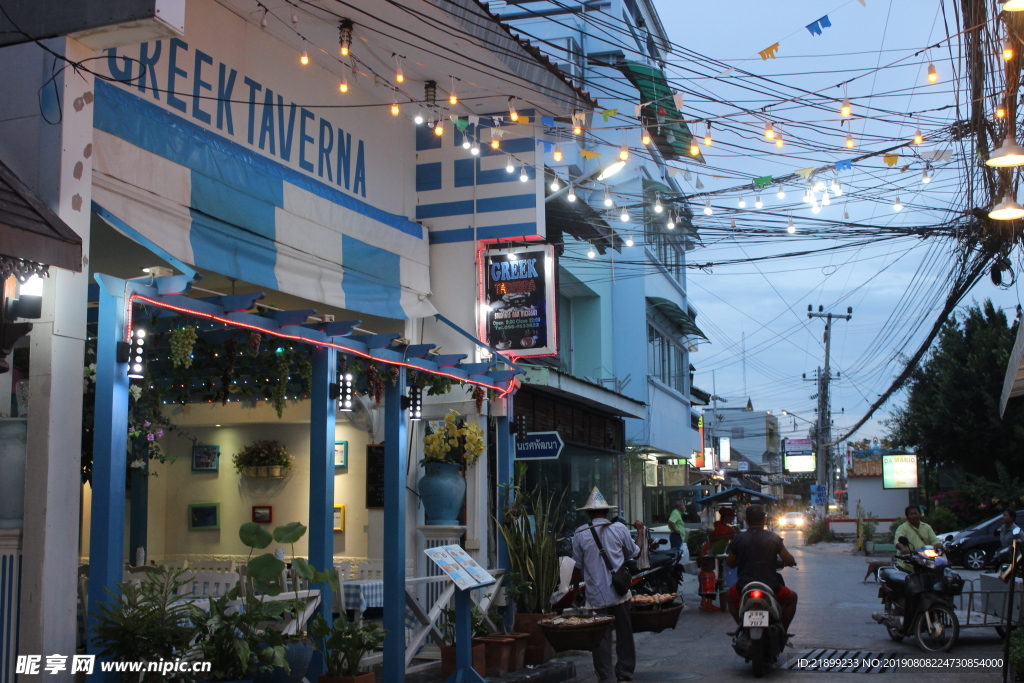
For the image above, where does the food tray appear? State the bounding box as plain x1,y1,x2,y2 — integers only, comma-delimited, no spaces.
630,603,683,633
537,616,614,652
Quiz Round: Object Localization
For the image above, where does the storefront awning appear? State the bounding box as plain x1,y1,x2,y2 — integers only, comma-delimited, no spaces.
617,62,702,163
695,486,780,504
646,297,708,340
0,157,82,275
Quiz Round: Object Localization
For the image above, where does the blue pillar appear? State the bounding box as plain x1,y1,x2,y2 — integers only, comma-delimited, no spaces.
87,275,130,681
307,345,336,678
448,588,486,683
495,395,515,633
383,368,407,683
127,460,148,565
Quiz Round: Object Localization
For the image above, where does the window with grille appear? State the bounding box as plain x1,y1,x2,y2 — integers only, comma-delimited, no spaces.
647,323,686,394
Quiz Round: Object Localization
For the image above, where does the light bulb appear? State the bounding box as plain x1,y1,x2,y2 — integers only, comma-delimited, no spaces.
625,235,634,247
703,200,713,215
462,139,471,150
841,98,851,117
921,168,932,183
730,219,736,229
654,197,664,213
642,130,651,145
667,215,676,229
519,167,528,182
300,46,309,65
507,251,517,261
913,129,923,145
811,202,821,214
754,195,763,209
619,145,629,161
573,124,583,136
340,80,349,94
813,179,825,192
397,64,404,83
261,13,267,28
989,194,1024,220
620,209,630,222
550,178,560,191
927,63,937,83
822,189,831,206
893,195,903,212
690,142,700,156
341,43,350,57
986,135,1024,166
845,133,855,149
803,189,813,203
339,20,352,56
844,209,850,220
506,157,514,173
775,137,783,148
553,145,563,162
470,142,480,155
567,186,576,202
787,217,795,233
509,100,518,121
764,121,775,140
738,197,747,208
587,245,596,258
1006,0,1024,11
998,106,1007,119
831,179,842,196
292,13,298,24
434,122,444,136
604,193,614,207
704,129,712,146
490,139,500,149
449,92,458,106
1005,40,1014,60
391,102,400,116
776,187,786,199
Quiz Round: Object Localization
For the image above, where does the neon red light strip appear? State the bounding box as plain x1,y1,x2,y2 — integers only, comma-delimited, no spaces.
130,293,513,397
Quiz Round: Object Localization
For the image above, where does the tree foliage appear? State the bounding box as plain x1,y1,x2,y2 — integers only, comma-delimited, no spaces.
887,300,1024,479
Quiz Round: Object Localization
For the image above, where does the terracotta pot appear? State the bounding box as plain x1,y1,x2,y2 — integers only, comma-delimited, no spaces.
474,636,513,677
318,675,374,683
513,612,555,665
440,644,485,679
506,632,529,671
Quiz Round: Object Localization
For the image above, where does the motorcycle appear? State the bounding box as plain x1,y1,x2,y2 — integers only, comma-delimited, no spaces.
731,562,795,678
871,537,964,653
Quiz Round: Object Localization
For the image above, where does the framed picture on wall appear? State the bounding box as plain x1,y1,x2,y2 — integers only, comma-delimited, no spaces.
333,505,345,532
192,445,220,472
334,441,348,468
188,503,220,531
252,505,273,524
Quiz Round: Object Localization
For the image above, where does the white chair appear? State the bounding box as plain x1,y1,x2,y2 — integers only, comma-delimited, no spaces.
179,571,239,598
188,559,235,573
157,558,189,571
356,560,384,580
333,562,352,613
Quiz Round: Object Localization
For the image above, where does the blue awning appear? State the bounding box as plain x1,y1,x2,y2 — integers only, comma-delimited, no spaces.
695,486,779,504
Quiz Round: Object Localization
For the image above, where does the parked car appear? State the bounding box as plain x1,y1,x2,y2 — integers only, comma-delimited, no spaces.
945,511,1024,569
778,511,806,530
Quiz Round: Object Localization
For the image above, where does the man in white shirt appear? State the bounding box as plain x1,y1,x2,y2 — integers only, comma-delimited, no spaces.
572,487,642,683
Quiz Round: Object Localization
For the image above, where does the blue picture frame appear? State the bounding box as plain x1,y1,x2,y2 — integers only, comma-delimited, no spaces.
334,441,348,468
192,444,220,472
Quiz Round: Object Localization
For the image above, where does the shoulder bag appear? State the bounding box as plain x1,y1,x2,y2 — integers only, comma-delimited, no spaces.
588,523,631,596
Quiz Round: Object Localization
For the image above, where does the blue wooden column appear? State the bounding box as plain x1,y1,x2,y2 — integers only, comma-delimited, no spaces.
87,274,131,680
383,367,407,683
495,394,515,571
307,345,336,678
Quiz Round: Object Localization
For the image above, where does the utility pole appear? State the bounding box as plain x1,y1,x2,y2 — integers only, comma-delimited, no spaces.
807,304,852,518
710,370,728,477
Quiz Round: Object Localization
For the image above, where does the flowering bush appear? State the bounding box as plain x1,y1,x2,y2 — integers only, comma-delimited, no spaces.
232,439,292,474
421,409,484,467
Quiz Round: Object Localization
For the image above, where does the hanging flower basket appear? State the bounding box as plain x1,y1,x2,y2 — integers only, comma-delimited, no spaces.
234,440,292,478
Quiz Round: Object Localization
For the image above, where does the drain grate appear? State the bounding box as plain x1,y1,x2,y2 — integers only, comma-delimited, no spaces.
782,649,901,674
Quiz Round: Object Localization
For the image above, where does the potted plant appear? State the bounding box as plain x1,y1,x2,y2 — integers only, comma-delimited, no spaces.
190,590,291,683
437,605,486,679
497,484,566,665
91,567,199,682
862,514,878,555
239,521,340,683
418,409,485,524
234,440,292,478
308,611,386,683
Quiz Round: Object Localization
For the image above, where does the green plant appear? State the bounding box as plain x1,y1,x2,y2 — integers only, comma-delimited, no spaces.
889,518,906,539
190,590,290,682
804,518,840,545
923,506,958,534
686,528,708,558
91,568,197,682
862,514,878,544
436,604,487,646
233,440,292,474
497,484,567,614
309,611,387,677
1010,629,1024,675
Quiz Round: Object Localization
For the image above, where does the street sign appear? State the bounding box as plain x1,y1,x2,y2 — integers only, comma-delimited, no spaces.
785,438,813,455
514,431,564,460
810,484,828,505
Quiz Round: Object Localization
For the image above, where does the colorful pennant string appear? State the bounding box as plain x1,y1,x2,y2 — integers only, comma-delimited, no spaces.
601,109,619,122
580,149,602,160
806,15,831,36
752,175,773,189
758,43,781,60
835,159,853,171
883,153,899,167
794,167,815,179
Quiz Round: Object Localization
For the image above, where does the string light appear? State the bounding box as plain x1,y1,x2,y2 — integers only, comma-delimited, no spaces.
1005,0,1024,10
703,200,713,215
690,140,700,155
567,185,576,202
300,43,309,65
573,122,583,136
291,12,298,24
813,178,826,192
641,129,651,146
831,178,842,196
550,177,560,192
913,129,923,145
927,63,938,83
997,104,1007,119
339,78,349,94
462,137,471,150
339,20,352,56
470,140,480,155
625,234,634,247
395,56,404,83
764,121,775,140
840,98,851,117
754,194,763,209
619,145,630,161
1005,39,1015,61
667,214,676,229
845,131,855,149
490,138,500,150
508,98,518,122
776,186,786,200
654,195,664,213
449,78,458,106
553,145,563,162
703,123,712,146
434,120,444,137
261,10,267,29
821,188,831,206
604,191,614,207
738,196,747,208
803,188,813,203
893,194,903,212
620,208,630,222
921,167,932,183
390,97,400,116
787,216,796,234
730,219,736,229
519,166,528,182
775,136,783,148
506,156,514,173
587,243,596,258
811,200,821,214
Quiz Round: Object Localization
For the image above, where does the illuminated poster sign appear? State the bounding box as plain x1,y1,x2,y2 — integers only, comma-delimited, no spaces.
785,454,816,473
694,415,705,468
482,245,556,357
882,454,918,489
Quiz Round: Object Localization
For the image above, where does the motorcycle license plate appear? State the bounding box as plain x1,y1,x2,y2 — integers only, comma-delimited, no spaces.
743,610,768,627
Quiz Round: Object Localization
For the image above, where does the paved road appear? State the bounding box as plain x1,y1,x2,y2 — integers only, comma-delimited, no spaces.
565,530,1007,682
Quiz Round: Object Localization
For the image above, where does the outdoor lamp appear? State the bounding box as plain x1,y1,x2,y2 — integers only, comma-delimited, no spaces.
986,136,1024,167
5,274,43,320
402,385,423,420
988,194,1024,220
597,160,626,181
331,371,355,411
118,328,147,379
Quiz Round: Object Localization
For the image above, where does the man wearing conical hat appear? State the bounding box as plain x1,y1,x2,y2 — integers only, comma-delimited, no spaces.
571,487,642,683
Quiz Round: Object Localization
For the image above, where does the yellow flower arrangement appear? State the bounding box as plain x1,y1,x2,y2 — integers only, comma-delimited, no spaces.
421,409,484,466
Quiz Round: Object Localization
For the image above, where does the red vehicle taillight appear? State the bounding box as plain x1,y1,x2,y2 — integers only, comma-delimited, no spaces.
750,589,763,599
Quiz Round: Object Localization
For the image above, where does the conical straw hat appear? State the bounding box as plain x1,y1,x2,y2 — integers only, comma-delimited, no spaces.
577,486,617,510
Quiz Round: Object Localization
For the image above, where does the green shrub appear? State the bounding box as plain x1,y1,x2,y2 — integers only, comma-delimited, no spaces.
889,518,905,539
1010,629,1024,675
686,528,708,557
804,519,839,545
923,507,958,534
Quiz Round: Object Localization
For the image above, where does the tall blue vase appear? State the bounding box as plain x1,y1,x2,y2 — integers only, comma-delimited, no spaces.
419,461,466,525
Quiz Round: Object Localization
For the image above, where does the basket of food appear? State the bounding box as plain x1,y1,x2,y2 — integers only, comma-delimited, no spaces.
630,593,683,633
537,615,615,652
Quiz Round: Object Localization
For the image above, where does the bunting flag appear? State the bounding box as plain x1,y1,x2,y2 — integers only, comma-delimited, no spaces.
542,141,553,152
572,112,586,128
468,115,480,126
758,43,781,60
668,168,681,178
883,153,899,167
601,109,619,122
451,116,469,131
519,116,530,124
794,167,815,179
857,0,866,5
634,105,643,117
490,129,505,140
695,177,705,189
931,149,952,162
673,92,685,110
716,67,736,78
806,15,831,36
835,159,853,171
580,149,602,160
752,175,773,189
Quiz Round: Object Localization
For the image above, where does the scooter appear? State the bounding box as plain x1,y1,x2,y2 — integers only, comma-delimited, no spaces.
871,537,964,652
731,563,795,678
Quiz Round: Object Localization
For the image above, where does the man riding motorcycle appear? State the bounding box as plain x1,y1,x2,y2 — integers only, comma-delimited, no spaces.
725,505,799,633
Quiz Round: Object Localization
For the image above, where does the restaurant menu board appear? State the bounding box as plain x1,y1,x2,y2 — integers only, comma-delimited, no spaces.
424,545,496,590
482,245,555,358
365,444,385,508
882,454,918,489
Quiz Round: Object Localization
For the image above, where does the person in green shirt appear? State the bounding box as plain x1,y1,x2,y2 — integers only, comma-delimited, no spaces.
668,499,686,549
894,505,941,553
